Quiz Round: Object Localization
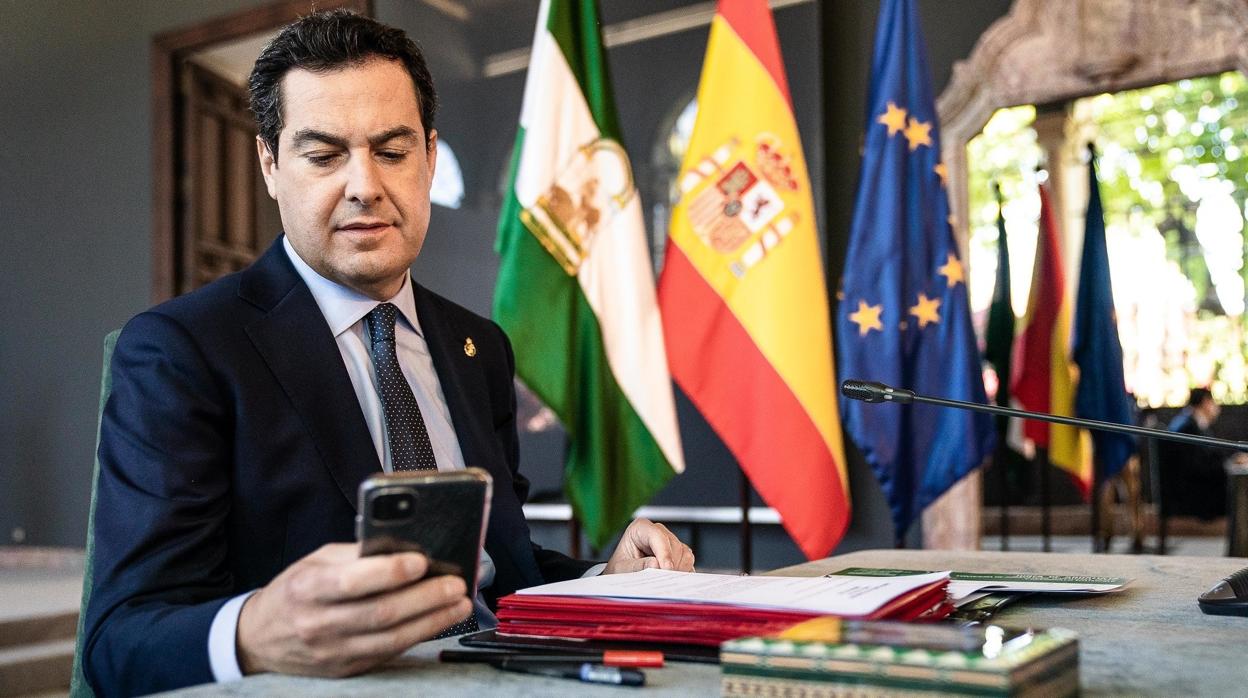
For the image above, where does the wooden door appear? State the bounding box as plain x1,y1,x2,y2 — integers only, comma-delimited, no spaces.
178,61,281,292
150,0,370,301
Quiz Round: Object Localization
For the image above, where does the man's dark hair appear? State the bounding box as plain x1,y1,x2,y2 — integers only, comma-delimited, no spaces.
248,9,437,160
1189,387,1214,408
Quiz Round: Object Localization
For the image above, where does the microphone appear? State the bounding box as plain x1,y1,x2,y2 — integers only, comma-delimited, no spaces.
840,379,1248,453
840,380,915,404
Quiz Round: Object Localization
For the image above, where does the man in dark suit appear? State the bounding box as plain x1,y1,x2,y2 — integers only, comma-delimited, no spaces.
83,11,692,696
1158,387,1242,520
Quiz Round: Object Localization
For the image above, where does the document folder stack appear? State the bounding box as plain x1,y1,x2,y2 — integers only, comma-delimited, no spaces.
496,569,952,647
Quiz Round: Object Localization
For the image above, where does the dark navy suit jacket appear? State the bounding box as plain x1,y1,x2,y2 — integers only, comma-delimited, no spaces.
1158,410,1228,520
83,239,591,696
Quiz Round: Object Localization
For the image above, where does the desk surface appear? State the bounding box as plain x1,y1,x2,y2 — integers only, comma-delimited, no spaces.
160,550,1248,697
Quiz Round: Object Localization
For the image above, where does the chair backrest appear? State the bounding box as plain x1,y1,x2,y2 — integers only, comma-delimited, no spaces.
69,330,120,698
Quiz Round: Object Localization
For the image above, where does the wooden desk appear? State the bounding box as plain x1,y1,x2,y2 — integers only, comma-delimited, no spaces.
163,550,1248,697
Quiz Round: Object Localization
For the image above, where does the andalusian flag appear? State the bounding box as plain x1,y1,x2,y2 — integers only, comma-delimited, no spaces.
658,0,849,559
494,0,684,547
1010,184,1088,496
985,184,1014,411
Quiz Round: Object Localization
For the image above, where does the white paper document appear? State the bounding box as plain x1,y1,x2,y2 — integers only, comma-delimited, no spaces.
516,568,949,616
945,575,1128,600
826,567,1129,602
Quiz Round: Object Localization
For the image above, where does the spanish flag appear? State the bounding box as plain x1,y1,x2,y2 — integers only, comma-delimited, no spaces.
657,0,849,559
1010,184,1089,496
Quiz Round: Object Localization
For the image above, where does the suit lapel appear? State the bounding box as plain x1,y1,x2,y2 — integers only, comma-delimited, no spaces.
414,285,542,589
413,285,498,474
241,241,379,512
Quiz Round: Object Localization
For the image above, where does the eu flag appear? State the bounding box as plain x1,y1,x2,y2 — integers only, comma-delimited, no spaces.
836,0,995,538
1072,148,1136,481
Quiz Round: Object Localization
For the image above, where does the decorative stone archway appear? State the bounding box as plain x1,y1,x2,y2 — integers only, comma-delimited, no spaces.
923,0,1248,549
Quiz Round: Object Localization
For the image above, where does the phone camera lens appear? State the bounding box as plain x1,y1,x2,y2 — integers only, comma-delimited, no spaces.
373,492,417,521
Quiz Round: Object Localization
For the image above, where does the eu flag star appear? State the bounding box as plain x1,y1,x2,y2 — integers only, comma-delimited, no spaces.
903,117,932,151
849,300,884,336
877,102,908,137
934,162,948,187
937,253,964,287
909,293,941,328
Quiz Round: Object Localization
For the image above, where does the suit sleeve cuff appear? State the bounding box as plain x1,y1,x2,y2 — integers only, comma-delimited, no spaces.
580,563,607,578
208,590,257,682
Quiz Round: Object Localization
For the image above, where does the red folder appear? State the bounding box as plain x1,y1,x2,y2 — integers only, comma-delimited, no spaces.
496,578,949,647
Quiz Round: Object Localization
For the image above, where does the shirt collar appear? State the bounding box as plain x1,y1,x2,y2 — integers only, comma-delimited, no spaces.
282,236,423,338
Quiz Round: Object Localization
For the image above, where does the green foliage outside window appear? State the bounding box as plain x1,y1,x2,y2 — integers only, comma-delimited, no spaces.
967,72,1248,407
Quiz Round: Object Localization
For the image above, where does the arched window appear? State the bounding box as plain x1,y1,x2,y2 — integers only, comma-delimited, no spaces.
431,139,465,209
647,97,698,272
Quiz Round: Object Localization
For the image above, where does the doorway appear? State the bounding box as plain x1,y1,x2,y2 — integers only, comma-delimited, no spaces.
149,0,369,302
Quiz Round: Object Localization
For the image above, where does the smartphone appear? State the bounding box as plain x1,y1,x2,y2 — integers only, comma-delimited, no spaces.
356,468,493,596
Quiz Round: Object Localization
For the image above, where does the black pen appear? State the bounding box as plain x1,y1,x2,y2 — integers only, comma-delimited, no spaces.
494,659,645,687
440,649,664,667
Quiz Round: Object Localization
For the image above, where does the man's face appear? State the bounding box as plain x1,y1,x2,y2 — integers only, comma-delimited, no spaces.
257,59,437,300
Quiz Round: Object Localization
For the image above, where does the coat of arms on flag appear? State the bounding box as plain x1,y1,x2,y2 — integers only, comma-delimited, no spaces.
521,138,638,276
679,134,802,279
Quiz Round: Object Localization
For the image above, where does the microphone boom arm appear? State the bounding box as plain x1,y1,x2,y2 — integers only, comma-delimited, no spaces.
840,379,1248,453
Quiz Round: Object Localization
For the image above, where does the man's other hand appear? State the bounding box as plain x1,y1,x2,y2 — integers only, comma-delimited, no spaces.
603,519,695,574
236,543,472,677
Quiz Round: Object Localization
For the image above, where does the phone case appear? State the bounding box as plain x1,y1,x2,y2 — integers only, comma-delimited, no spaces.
356,468,493,595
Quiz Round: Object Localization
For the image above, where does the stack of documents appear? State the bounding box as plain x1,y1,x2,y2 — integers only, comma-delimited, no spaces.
496,569,951,646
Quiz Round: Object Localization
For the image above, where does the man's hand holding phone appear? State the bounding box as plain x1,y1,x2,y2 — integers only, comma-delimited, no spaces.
235,543,472,677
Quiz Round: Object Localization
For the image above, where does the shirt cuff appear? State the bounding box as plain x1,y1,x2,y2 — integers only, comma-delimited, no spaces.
580,562,607,578
208,590,257,682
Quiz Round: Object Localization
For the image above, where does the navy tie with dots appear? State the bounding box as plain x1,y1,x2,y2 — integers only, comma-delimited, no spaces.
367,303,439,473
366,302,479,637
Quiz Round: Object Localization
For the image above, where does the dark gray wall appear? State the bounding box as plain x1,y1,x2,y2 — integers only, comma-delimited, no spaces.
0,0,1011,568
0,0,271,548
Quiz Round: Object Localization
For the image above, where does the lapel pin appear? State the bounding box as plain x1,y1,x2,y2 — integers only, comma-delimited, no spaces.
464,337,477,357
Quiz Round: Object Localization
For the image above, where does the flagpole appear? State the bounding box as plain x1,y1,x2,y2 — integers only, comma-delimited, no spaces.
569,515,581,560
997,440,1011,551
739,471,753,574
1091,456,1102,553
1088,457,1108,554
1038,447,1052,552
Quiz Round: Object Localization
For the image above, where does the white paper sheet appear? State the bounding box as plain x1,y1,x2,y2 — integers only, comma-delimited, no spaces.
515,568,949,616
946,576,1128,600
825,567,1129,602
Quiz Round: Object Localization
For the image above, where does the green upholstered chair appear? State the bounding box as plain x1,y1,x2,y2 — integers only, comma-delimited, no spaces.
69,329,119,698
